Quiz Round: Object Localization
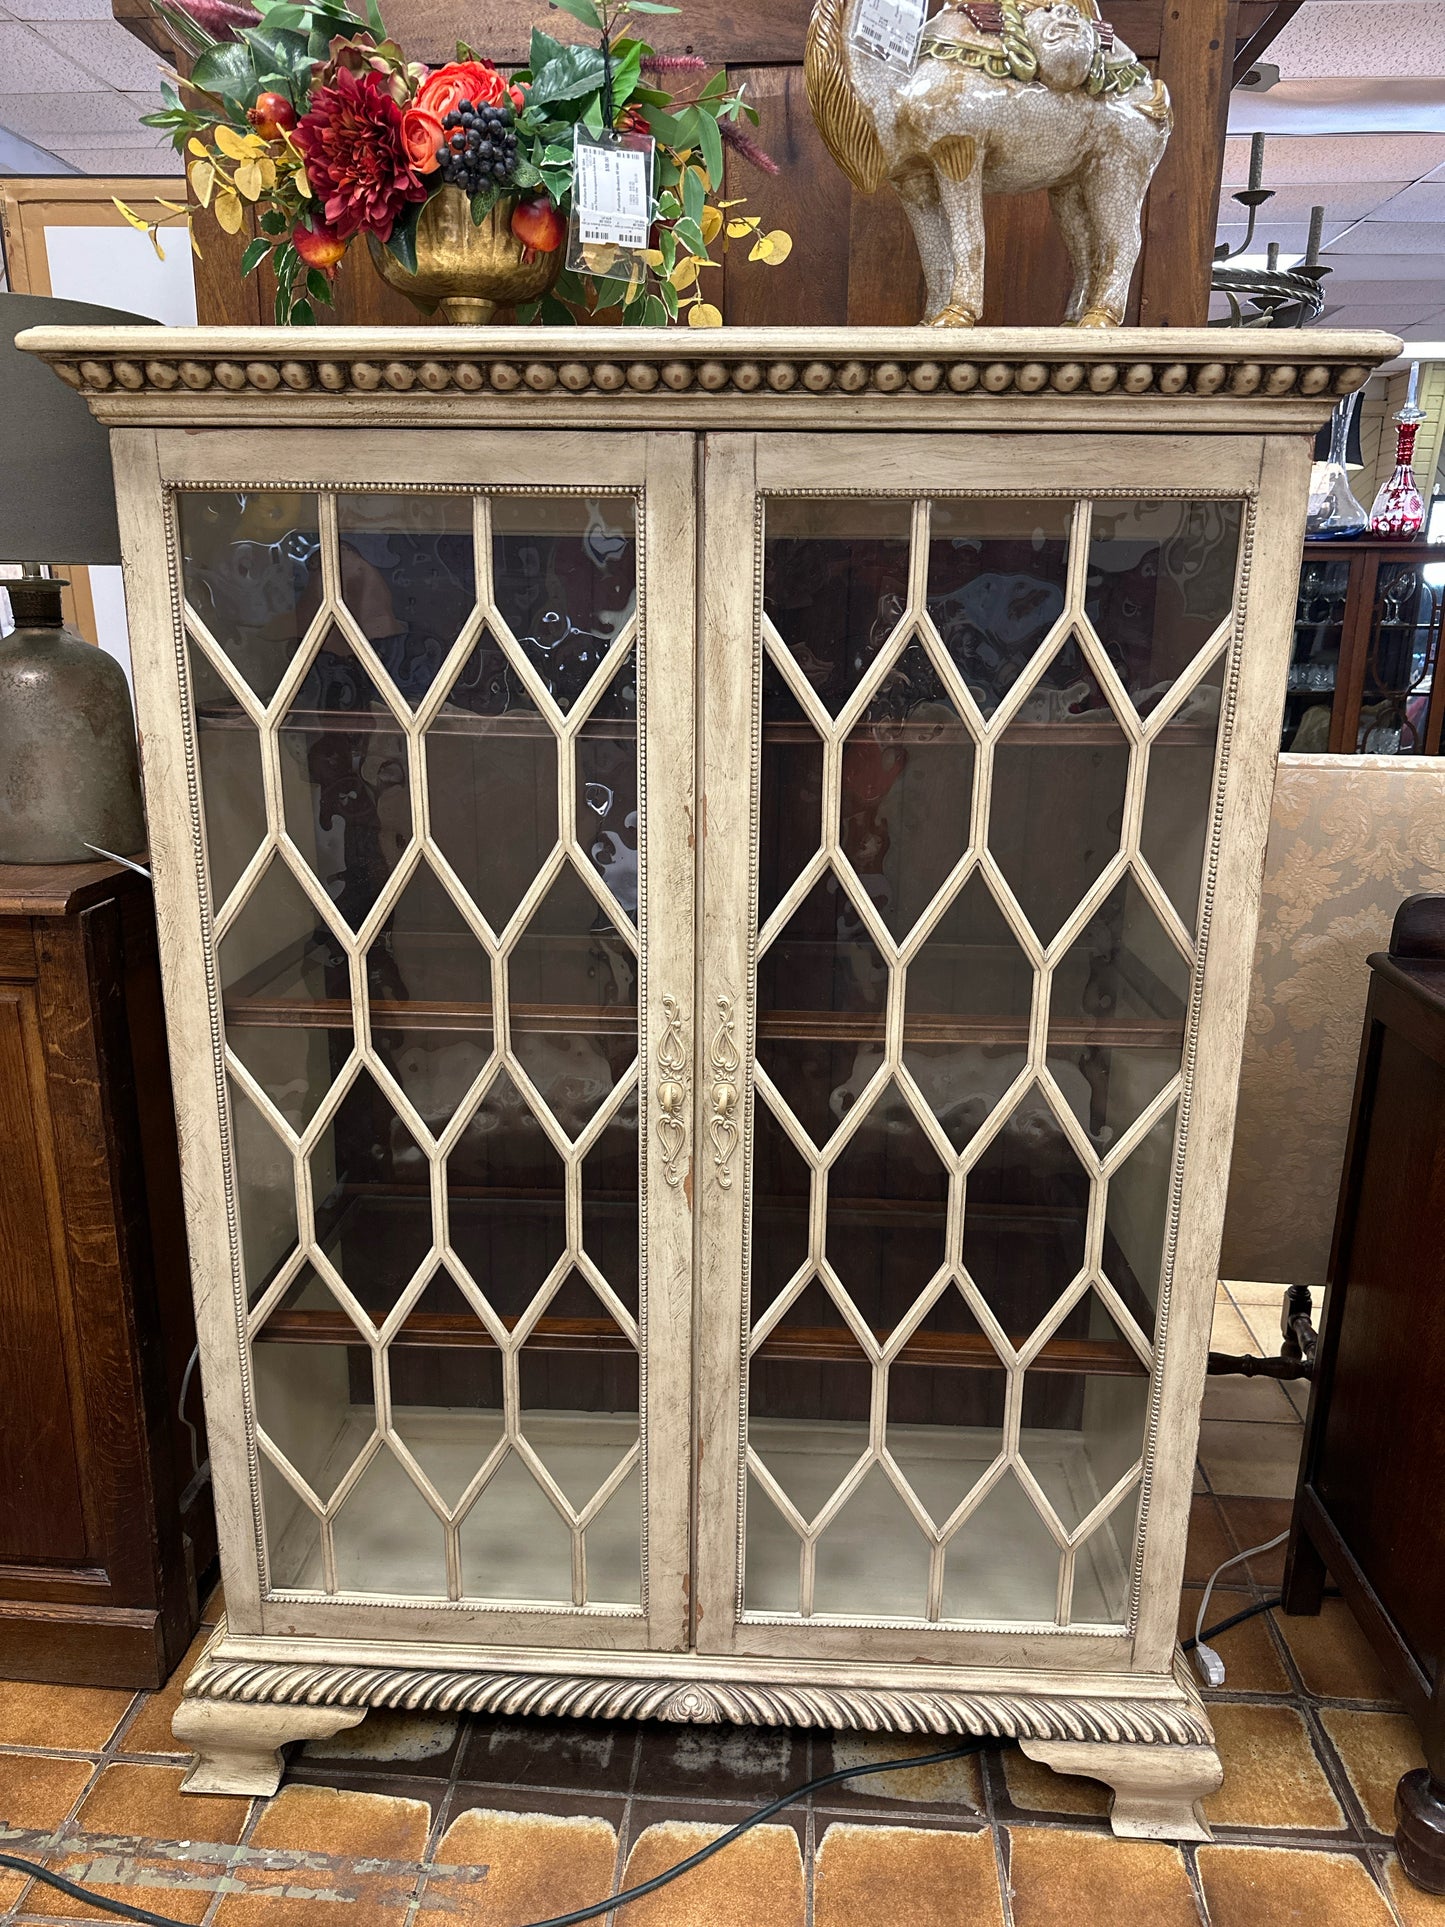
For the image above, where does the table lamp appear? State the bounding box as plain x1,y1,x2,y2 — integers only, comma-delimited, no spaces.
0,291,154,864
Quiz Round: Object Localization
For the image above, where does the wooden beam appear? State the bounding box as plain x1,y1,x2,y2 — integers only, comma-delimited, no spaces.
1138,0,1236,327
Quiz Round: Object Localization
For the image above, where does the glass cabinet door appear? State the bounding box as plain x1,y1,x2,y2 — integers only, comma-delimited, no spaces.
1284,553,1351,752
170,435,692,1642
697,436,1252,1650
1358,558,1443,753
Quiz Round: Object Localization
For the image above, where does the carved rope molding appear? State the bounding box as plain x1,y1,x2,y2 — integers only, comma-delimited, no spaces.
19,326,1394,411
183,1653,1213,1745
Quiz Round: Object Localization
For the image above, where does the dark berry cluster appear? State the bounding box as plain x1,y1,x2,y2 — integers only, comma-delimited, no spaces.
437,99,519,194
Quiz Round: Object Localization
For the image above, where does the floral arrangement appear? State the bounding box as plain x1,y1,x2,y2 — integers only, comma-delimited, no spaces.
125,0,791,325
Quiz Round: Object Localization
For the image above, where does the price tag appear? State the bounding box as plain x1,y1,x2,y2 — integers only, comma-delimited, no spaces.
849,0,927,68
573,126,653,251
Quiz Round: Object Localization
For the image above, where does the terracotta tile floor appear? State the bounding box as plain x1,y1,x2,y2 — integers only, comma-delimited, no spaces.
0,1283,1430,1926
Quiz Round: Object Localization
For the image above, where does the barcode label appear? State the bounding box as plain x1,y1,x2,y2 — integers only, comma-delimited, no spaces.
575,136,652,250
850,0,927,68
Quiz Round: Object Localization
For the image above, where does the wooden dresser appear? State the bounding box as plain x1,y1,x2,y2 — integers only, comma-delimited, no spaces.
0,858,214,1686
1284,894,1445,1888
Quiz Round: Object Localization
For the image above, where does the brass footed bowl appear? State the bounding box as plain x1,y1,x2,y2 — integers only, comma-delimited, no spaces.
368,186,563,325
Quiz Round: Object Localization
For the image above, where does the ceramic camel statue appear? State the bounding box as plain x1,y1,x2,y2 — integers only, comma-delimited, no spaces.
804,0,1172,327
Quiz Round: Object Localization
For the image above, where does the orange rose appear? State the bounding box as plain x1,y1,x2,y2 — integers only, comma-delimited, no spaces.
415,59,522,122
400,104,444,174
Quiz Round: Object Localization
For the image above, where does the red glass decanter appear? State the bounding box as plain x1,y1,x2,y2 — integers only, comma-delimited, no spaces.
1370,363,1426,541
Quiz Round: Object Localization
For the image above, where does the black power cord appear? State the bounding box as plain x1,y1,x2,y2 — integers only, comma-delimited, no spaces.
6,1584,1345,1927
0,1736,987,1927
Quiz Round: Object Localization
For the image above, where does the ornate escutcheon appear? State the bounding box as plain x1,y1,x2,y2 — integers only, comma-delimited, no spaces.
708,992,741,1188
657,994,689,1187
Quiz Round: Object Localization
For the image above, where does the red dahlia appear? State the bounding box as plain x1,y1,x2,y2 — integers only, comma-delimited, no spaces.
294,65,425,244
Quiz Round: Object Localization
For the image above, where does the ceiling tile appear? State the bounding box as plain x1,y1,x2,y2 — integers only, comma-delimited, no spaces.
29,16,166,89
1266,3,1445,79
52,146,179,175
1214,220,1351,254
1307,251,1445,282
1217,181,1411,222
3,0,120,17
1375,182,1445,218
0,18,105,90
1324,219,1445,254
1223,133,1445,183
0,88,154,136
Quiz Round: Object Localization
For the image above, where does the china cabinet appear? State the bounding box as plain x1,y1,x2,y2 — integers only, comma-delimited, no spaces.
24,323,1393,1839
1285,539,1445,755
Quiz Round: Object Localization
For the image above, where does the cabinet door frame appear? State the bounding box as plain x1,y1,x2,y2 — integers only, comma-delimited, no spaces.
113,426,696,1653
695,429,1305,1673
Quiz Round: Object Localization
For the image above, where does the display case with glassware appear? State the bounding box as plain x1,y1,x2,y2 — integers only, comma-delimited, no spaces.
1285,540,1445,755
22,322,1392,1840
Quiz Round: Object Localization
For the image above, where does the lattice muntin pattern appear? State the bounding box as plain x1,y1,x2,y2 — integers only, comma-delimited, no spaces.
180,488,645,1610
742,495,1240,1629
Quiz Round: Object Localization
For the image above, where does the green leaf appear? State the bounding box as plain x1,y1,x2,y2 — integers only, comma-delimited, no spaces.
592,272,628,307
696,68,729,104
659,224,676,272
259,208,287,234
469,184,501,224
581,92,605,132
642,102,685,146
607,40,643,102
250,5,305,28
528,26,569,73
515,300,540,323
385,203,420,274
695,107,722,187
190,41,257,97
627,2,682,11
658,276,678,319
290,297,316,324
641,292,669,325
681,164,703,224
621,293,648,325
541,168,572,204
542,143,572,164
675,213,705,253
511,154,543,190
548,0,603,25
307,266,333,303
363,0,387,40
529,42,605,105
538,292,576,324
241,236,271,275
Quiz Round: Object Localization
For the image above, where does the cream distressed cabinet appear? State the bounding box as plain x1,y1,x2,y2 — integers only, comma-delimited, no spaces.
27,325,1390,1837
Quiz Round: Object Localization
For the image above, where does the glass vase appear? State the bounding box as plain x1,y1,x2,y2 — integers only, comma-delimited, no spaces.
1306,394,1368,539
1369,410,1426,541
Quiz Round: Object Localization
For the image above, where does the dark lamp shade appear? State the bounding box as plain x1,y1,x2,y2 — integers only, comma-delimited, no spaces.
0,291,157,568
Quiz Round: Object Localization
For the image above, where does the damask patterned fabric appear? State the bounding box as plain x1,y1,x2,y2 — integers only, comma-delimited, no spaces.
1220,758,1445,1285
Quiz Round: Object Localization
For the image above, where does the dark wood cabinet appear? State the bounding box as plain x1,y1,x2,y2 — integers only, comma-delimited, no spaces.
0,858,215,1687
1285,540,1445,755
1284,894,1445,1888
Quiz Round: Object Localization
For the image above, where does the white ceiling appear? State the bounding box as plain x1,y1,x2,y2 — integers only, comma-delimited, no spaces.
0,0,1440,338
1220,2,1445,338
0,0,171,175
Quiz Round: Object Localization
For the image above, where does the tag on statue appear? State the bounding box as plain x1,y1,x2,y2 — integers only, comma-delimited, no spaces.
569,125,654,269
850,0,927,69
